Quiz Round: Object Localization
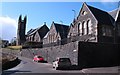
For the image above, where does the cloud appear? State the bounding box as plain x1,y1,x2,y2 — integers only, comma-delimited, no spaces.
0,16,17,28
0,16,17,42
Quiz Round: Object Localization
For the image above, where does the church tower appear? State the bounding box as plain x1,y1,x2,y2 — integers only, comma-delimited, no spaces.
16,15,27,45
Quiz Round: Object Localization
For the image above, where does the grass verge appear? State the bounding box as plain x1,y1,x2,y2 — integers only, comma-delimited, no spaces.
7,46,22,50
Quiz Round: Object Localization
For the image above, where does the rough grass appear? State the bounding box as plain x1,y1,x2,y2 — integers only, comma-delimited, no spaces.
7,46,22,50
2,53,16,65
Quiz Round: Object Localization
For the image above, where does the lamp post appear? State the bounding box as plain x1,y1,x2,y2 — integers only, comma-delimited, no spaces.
72,10,76,19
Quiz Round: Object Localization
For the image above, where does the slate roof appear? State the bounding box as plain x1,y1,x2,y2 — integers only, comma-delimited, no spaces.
27,29,36,35
27,28,39,36
37,25,49,39
44,32,49,38
27,25,49,39
54,23,69,39
87,4,114,26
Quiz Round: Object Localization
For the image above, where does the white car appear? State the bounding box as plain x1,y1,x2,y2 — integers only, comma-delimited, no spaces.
53,58,72,70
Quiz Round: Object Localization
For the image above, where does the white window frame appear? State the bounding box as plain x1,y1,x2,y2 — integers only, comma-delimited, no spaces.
82,21,86,35
78,22,82,35
82,11,87,16
87,19,92,34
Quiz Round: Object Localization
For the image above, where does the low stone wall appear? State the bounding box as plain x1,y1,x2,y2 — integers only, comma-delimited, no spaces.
21,41,119,69
22,41,79,65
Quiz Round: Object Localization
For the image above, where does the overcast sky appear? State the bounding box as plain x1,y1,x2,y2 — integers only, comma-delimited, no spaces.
1,0,119,42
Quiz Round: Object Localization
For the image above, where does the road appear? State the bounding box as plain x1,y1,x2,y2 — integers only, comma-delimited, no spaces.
1,48,119,75
2,56,119,75
2,56,85,75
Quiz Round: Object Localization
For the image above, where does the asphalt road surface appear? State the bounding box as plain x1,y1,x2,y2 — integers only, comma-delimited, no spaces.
1,48,119,75
1,55,119,75
2,56,84,73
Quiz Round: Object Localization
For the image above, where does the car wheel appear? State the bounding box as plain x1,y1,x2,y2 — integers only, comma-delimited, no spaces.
37,61,39,62
33,60,36,62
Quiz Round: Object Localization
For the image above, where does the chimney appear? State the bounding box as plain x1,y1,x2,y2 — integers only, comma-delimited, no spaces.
44,22,46,25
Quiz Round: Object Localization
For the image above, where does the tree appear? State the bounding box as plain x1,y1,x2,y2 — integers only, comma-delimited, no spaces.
11,37,17,46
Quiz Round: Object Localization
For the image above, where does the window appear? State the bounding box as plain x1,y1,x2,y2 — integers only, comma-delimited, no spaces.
82,11,87,15
78,23,80,30
102,27,105,36
82,21,86,35
102,26,112,36
87,19,92,34
107,28,111,36
84,23,87,35
78,22,82,35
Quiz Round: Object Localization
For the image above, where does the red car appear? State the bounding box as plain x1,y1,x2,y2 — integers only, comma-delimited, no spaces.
33,55,44,62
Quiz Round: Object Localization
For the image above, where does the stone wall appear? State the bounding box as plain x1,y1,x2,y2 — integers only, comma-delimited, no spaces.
22,41,78,65
78,42,119,68
21,41,119,69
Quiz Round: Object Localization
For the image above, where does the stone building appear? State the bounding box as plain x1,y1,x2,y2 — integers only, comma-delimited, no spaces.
16,2,120,46
67,2,119,43
43,22,69,44
108,8,120,43
26,23,49,43
16,15,27,45
21,2,119,69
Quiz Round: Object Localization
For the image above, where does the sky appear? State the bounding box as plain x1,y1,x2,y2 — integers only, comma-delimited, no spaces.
0,0,120,42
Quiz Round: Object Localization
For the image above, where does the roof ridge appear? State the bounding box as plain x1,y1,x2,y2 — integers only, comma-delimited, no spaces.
108,8,118,13
86,3,114,26
54,22,69,27
87,4,108,13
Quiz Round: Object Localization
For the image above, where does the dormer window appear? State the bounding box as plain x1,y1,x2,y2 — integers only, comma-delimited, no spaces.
82,11,87,15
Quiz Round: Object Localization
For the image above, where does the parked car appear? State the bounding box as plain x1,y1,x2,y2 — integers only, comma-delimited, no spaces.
33,55,44,62
53,58,72,70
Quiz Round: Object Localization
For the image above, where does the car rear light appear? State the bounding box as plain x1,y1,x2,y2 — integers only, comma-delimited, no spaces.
39,58,44,61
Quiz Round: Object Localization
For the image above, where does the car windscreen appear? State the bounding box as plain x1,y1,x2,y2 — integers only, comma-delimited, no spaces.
59,58,70,62
38,56,42,58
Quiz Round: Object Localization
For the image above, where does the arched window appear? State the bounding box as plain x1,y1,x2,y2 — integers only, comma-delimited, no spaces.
87,19,92,34
82,11,87,15
82,21,86,35
78,23,80,34
78,22,82,35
